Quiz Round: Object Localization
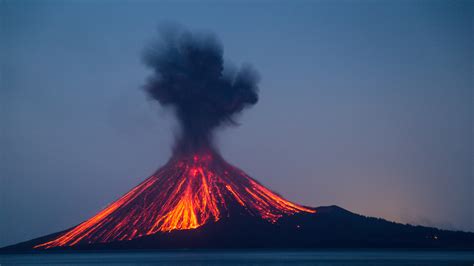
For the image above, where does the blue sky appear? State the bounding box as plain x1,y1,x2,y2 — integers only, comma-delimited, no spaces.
1,0,472,246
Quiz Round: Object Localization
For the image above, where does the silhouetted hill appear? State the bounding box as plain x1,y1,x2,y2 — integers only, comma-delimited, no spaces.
2,205,472,253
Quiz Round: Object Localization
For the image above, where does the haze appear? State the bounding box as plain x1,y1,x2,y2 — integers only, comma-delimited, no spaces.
1,0,472,247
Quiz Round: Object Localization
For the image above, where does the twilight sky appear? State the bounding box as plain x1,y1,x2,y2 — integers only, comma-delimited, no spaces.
1,0,472,247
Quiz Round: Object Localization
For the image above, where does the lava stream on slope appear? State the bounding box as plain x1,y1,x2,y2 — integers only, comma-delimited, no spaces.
35,153,315,249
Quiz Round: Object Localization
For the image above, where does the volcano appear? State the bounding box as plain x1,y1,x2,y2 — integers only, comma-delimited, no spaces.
2,26,473,253
23,27,317,249
8,152,472,251
33,152,315,249
2,151,473,251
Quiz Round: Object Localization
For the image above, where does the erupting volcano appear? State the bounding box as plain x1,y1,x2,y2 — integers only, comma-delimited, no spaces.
35,152,314,249
33,26,315,249
4,26,471,253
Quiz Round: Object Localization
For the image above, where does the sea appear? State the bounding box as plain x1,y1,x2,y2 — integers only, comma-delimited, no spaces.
1,250,473,265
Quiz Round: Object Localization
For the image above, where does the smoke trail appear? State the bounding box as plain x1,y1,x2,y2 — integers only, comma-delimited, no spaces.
143,26,260,154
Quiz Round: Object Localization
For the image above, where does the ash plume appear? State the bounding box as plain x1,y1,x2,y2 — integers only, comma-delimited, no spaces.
143,26,260,154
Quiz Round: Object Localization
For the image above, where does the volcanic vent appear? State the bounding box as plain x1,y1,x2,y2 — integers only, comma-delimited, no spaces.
34,27,315,249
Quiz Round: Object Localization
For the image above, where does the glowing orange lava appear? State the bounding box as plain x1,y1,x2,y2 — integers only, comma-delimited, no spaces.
35,153,315,249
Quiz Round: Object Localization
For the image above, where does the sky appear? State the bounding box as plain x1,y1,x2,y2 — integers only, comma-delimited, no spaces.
0,0,472,247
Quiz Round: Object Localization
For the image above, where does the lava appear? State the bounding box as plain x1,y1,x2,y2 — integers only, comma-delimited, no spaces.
34,153,315,249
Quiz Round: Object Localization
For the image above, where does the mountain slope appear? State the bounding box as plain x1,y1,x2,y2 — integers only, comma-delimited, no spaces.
22,152,315,249
2,205,472,252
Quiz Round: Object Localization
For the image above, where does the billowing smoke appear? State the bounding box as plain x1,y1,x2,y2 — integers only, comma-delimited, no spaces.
143,26,260,154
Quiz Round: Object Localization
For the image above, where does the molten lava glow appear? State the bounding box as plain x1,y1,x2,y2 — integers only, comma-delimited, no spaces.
35,154,315,249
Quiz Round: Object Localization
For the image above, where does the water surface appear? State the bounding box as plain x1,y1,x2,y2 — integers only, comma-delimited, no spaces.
1,250,473,265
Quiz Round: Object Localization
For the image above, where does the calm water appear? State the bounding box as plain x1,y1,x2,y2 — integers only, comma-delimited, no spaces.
1,250,473,265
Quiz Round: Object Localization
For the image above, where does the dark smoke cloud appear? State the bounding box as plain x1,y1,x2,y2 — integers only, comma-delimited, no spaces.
143,26,260,154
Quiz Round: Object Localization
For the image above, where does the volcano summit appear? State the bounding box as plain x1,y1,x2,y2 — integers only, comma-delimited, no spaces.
2,27,473,252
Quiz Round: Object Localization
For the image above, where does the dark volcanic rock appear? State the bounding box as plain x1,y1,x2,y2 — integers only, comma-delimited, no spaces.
2,205,472,253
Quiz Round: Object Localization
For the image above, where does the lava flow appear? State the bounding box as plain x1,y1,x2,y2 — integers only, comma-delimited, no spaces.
34,152,315,249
